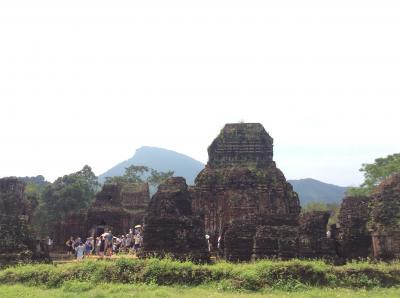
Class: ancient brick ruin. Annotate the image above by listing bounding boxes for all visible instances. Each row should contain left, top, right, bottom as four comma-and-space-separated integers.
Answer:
54, 182, 150, 247
253, 215, 299, 259
55, 212, 88, 249
0, 178, 33, 253
369, 173, 400, 259
0, 177, 46, 265
190, 123, 400, 261
299, 211, 336, 259
337, 196, 372, 259
87, 182, 150, 237
3, 122, 397, 263
142, 177, 209, 261
223, 219, 257, 261
192, 123, 301, 261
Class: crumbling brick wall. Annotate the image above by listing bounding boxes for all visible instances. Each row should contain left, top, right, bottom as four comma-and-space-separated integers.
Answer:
142, 177, 209, 262
369, 174, 400, 259
338, 196, 372, 259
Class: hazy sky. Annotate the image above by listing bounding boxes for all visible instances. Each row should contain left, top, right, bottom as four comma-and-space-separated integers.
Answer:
1, 1, 399, 186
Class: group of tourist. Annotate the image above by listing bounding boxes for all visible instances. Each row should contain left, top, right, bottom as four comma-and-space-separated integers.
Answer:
65, 228, 143, 260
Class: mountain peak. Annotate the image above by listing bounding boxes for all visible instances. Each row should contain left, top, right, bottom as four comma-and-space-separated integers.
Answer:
99, 146, 204, 185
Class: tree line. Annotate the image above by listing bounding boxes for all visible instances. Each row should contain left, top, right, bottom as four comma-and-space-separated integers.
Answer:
25, 165, 173, 237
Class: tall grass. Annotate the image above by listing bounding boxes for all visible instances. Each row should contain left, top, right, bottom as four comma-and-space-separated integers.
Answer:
0, 258, 399, 291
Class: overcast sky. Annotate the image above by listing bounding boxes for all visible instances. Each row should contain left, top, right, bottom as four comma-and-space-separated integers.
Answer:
1, 1, 399, 186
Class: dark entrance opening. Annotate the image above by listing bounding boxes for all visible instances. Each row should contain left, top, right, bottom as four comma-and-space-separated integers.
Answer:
96, 227, 105, 237
95, 220, 107, 237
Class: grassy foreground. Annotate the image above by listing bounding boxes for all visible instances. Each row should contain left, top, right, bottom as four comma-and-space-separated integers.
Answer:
1, 283, 400, 298
0, 257, 399, 296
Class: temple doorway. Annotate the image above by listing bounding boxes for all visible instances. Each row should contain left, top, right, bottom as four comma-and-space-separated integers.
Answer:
91, 220, 108, 238
96, 226, 105, 237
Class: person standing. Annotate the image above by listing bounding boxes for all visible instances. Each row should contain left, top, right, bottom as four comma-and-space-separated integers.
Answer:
105, 230, 113, 257
133, 233, 142, 252
91, 237, 96, 255
125, 234, 132, 253
95, 237, 100, 255
66, 237, 74, 255
72, 237, 80, 257
99, 236, 105, 258
85, 239, 92, 257
75, 241, 85, 261
47, 236, 53, 252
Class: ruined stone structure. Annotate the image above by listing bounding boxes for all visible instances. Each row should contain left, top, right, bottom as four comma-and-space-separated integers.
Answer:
53, 182, 150, 248
87, 182, 150, 237
299, 211, 336, 258
337, 196, 372, 259
0, 178, 38, 224
369, 174, 400, 259
192, 123, 301, 261
223, 219, 257, 261
253, 215, 300, 260
0, 178, 33, 253
54, 212, 88, 249
0, 177, 45, 265
142, 177, 209, 261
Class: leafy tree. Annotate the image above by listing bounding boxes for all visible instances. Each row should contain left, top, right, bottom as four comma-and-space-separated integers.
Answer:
347, 153, 400, 196
41, 165, 99, 231
302, 202, 340, 226
25, 182, 43, 199
302, 202, 329, 213
75, 165, 100, 192
19, 175, 49, 187
125, 165, 150, 182
105, 165, 149, 184
105, 165, 173, 188
147, 169, 174, 188
104, 176, 127, 184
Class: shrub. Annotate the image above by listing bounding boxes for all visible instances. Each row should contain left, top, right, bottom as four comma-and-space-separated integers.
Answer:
0, 258, 399, 291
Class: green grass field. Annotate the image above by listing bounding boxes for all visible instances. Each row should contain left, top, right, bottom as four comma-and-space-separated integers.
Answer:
1, 258, 399, 297
1, 283, 400, 298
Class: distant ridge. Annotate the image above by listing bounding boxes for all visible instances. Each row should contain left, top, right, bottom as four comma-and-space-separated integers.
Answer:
288, 178, 348, 205
98, 146, 204, 185
100, 147, 348, 205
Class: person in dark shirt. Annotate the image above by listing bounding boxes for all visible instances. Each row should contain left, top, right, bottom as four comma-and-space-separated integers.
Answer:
65, 236, 74, 255
99, 236, 105, 258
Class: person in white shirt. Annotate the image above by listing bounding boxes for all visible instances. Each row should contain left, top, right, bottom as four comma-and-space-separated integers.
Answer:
75, 242, 85, 261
